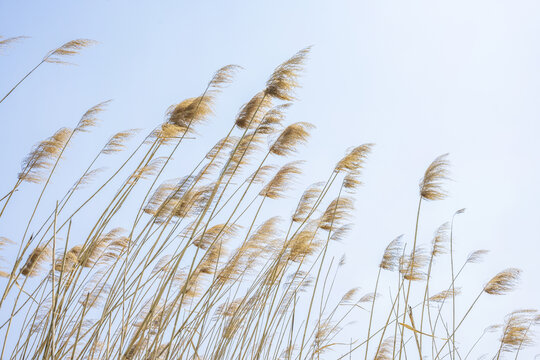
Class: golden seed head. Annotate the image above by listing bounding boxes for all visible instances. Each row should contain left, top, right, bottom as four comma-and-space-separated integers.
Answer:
44, 38, 97, 64
335, 143, 373, 173
260, 161, 303, 199
270, 122, 314, 156
235, 92, 273, 129
380, 235, 403, 271
419, 153, 450, 201
20, 246, 51, 277
19, 127, 72, 183
209, 64, 242, 89
484, 268, 521, 295
101, 129, 139, 154
292, 181, 325, 223
319, 196, 354, 231
431, 222, 450, 257
264, 47, 311, 101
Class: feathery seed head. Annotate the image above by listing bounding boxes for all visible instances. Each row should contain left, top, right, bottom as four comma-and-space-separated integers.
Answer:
21, 246, 51, 277
484, 268, 521, 295
209, 64, 242, 89
431, 222, 450, 257
380, 235, 404, 271
19, 127, 72, 183
419, 153, 450, 201
260, 161, 303, 199
292, 181, 325, 223
44, 38, 97, 64
235, 92, 273, 129
430, 288, 461, 302
319, 196, 354, 231
0, 36, 28, 53
75, 100, 111, 133
270, 122, 314, 156
167, 95, 214, 128
335, 143, 373, 173
467, 249, 490, 264
101, 129, 138, 154
264, 47, 311, 101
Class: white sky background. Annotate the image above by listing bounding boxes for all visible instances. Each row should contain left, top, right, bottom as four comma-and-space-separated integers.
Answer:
1, 0, 539, 358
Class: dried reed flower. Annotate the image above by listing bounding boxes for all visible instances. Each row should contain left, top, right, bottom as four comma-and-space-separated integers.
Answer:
225, 131, 264, 176
498, 309, 538, 353
54, 245, 82, 272
292, 181, 324, 222
330, 223, 352, 242
359, 292, 379, 303
0, 36, 28, 52
343, 171, 362, 192
75, 100, 111, 132
400, 247, 429, 281
260, 161, 303, 199
466, 249, 490, 264
335, 144, 373, 173
319, 196, 354, 231
340, 287, 360, 304
144, 180, 179, 216
19, 127, 72, 183
265, 47, 310, 101
167, 95, 214, 128
20, 246, 51, 277
130, 157, 166, 183
154, 122, 187, 145
209, 64, 242, 89
79, 228, 127, 267
419, 153, 450, 201
379, 235, 403, 271
374, 337, 394, 360
44, 38, 97, 64
431, 222, 449, 257
235, 92, 273, 129
247, 164, 278, 185
287, 222, 320, 262
101, 129, 139, 154
206, 136, 238, 160
217, 298, 244, 319
484, 268, 521, 295
193, 224, 239, 250
429, 288, 461, 302
258, 103, 291, 134
270, 122, 314, 156
173, 184, 214, 219
73, 167, 106, 190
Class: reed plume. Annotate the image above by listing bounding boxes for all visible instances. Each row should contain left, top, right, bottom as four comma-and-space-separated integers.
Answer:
484, 268, 521, 295
18, 127, 72, 183
270, 122, 314, 156
264, 47, 311, 101
0, 35, 27, 52
419, 153, 450, 201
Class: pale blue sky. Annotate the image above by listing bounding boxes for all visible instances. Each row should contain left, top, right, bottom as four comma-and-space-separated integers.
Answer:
1, 0, 540, 357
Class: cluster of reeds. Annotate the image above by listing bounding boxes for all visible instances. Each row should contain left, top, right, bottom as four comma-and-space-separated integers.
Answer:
0, 37, 537, 359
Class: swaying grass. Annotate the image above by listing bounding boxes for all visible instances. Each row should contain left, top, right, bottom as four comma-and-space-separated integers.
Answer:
0, 38, 538, 360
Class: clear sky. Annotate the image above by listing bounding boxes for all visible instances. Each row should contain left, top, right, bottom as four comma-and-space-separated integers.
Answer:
1, 0, 540, 357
